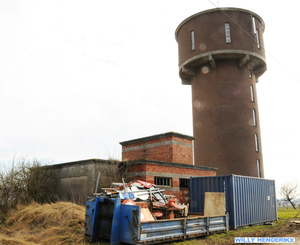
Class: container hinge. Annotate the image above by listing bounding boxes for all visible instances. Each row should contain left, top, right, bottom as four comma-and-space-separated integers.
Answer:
183, 219, 187, 240
206, 217, 210, 236
126, 216, 137, 241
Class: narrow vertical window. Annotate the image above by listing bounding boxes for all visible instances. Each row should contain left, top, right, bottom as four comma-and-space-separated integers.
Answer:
250, 85, 255, 102
191, 30, 195, 51
256, 29, 261, 49
225, 23, 231, 43
253, 108, 257, 126
257, 159, 261, 177
255, 133, 259, 152
249, 69, 252, 78
251, 16, 256, 36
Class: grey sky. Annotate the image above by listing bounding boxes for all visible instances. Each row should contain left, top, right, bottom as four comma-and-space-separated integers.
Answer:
1, 0, 299, 196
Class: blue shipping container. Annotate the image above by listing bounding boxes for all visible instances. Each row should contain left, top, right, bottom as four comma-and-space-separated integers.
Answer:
190, 175, 278, 229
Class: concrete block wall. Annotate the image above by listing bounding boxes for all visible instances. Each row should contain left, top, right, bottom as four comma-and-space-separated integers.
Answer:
50, 159, 119, 204
120, 132, 194, 165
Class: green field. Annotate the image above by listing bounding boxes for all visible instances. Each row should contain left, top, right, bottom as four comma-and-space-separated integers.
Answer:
278, 206, 300, 219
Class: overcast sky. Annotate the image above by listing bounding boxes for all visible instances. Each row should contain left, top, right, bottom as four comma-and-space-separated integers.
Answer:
1, 0, 299, 196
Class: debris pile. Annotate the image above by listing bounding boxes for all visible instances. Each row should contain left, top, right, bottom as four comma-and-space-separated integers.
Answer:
95, 180, 188, 221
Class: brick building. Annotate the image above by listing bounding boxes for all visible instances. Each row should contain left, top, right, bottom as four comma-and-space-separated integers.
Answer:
175, 8, 266, 177
119, 132, 217, 203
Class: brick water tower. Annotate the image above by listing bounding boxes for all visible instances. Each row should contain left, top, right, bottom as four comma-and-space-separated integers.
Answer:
175, 8, 266, 177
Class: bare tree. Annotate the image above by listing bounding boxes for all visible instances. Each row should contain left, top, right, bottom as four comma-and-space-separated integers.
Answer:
280, 182, 299, 209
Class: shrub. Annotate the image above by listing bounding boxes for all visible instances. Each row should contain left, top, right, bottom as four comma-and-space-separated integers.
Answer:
0, 157, 57, 222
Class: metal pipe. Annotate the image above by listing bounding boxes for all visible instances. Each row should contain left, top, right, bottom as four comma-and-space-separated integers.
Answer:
94, 172, 101, 194
122, 178, 127, 193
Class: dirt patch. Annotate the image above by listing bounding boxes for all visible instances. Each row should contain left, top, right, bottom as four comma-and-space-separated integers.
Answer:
254, 221, 300, 237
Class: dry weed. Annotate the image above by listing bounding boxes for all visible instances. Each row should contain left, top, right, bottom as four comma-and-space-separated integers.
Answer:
0, 202, 88, 245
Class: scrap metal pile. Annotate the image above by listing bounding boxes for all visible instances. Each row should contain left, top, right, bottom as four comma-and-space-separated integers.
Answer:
98, 180, 188, 221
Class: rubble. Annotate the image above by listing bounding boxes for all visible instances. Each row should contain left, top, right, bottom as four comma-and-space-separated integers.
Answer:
96, 180, 188, 220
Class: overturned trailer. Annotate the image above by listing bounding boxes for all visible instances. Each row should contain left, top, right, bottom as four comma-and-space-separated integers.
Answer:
85, 196, 229, 244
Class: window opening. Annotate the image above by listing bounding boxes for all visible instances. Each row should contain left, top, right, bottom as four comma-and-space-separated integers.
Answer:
251, 15, 256, 36
250, 85, 255, 102
225, 23, 231, 43
180, 179, 190, 188
256, 29, 261, 49
155, 177, 172, 187
191, 30, 195, 51
257, 159, 261, 177
253, 108, 257, 126
249, 69, 252, 78
255, 133, 259, 152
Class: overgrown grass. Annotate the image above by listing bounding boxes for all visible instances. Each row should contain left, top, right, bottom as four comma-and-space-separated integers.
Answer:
1, 201, 299, 244
0, 157, 57, 222
0, 202, 88, 245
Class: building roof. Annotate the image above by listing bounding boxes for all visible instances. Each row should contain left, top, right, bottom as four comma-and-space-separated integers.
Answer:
50, 158, 115, 168
120, 132, 194, 146
175, 7, 265, 41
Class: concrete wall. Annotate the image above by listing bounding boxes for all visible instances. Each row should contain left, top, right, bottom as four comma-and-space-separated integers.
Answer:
50, 159, 119, 204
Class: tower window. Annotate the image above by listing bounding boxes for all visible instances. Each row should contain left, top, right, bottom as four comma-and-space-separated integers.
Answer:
251, 16, 256, 36
250, 85, 255, 102
225, 23, 231, 43
249, 70, 252, 78
255, 133, 259, 152
155, 177, 172, 187
191, 30, 195, 51
257, 159, 261, 177
253, 108, 257, 126
256, 29, 261, 49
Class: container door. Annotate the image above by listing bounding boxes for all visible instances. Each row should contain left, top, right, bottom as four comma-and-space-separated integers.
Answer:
119, 205, 141, 244
90, 197, 121, 244
85, 200, 96, 236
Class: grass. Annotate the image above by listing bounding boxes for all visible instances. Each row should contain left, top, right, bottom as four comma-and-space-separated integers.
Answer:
168, 207, 300, 245
1, 205, 299, 245
203, 221, 283, 245
277, 206, 300, 219
167, 220, 294, 245
0, 202, 89, 245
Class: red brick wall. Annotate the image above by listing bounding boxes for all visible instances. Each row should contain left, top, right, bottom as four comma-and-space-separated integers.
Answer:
122, 135, 193, 165
126, 175, 154, 184
123, 162, 216, 204
124, 163, 216, 184
142, 164, 216, 177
